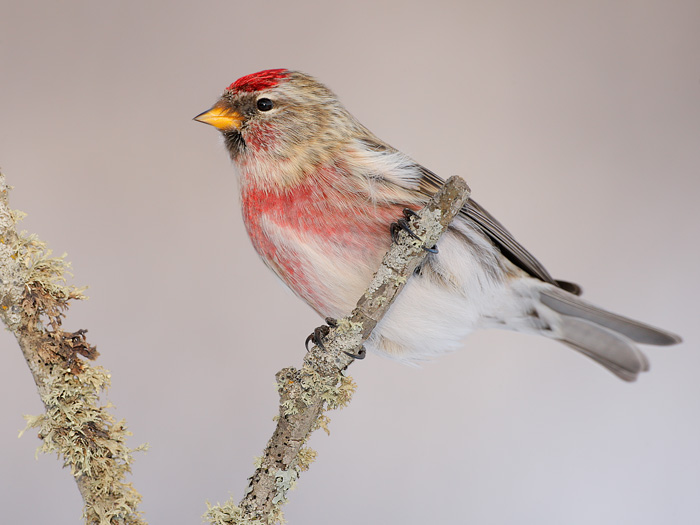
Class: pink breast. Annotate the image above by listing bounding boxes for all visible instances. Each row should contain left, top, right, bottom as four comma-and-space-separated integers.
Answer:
240, 173, 405, 314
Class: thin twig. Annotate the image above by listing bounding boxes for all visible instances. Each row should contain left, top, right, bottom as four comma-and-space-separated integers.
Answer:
205, 176, 471, 524
0, 172, 146, 525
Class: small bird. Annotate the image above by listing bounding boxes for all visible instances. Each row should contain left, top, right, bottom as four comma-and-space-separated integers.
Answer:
195, 69, 680, 381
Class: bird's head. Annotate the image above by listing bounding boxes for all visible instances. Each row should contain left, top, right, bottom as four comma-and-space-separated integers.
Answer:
194, 69, 360, 172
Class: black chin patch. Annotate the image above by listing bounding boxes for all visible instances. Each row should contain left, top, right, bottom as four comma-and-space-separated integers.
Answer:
223, 131, 246, 157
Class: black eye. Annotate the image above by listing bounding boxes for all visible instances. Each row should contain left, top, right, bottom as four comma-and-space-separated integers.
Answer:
256, 98, 274, 111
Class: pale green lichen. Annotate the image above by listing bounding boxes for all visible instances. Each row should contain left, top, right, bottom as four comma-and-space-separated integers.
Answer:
204, 499, 265, 525
21, 365, 147, 525
325, 373, 357, 411
1, 174, 145, 524
324, 317, 363, 358
280, 398, 299, 416
366, 265, 393, 294
311, 374, 357, 435
272, 467, 299, 505
204, 498, 286, 525
416, 208, 444, 249
0, 194, 29, 330
3, 217, 93, 367
296, 446, 317, 471
314, 414, 332, 436
259, 365, 355, 523
278, 365, 357, 418
292, 369, 356, 414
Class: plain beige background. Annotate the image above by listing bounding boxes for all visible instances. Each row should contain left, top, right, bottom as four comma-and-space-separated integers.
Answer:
1, 1, 699, 524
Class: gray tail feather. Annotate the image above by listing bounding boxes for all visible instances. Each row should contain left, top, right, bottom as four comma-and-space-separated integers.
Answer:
541, 287, 682, 346
558, 316, 650, 381
539, 287, 681, 381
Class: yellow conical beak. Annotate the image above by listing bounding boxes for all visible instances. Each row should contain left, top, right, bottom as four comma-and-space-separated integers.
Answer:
193, 106, 243, 131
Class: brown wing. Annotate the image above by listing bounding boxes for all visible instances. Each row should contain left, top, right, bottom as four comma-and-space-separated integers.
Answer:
418, 166, 582, 295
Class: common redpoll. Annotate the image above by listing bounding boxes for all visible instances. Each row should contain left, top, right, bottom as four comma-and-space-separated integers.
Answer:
195, 69, 680, 381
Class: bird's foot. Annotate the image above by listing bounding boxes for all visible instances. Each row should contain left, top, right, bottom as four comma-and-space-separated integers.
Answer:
390, 209, 421, 242
305, 324, 330, 352
390, 208, 439, 254
305, 317, 366, 360
304, 318, 341, 351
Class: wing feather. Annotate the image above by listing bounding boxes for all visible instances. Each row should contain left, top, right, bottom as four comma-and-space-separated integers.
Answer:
417, 166, 579, 291
352, 137, 579, 293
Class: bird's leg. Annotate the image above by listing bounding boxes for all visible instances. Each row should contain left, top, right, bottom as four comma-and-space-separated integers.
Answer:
390, 208, 439, 254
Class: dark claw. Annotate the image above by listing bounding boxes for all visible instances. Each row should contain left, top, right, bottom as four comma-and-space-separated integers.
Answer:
403, 208, 420, 220
390, 222, 400, 243
398, 218, 421, 240
391, 209, 439, 253
324, 317, 338, 327
390, 217, 421, 243
343, 346, 367, 360
305, 324, 330, 351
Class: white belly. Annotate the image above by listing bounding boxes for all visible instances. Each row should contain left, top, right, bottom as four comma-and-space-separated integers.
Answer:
365, 222, 524, 362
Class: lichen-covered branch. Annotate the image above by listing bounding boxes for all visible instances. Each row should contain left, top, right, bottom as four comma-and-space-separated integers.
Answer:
0, 172, 146, 525
205, 176, 471, 525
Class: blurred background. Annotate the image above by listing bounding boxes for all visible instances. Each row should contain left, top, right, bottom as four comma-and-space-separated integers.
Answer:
1, 1, 698, 524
